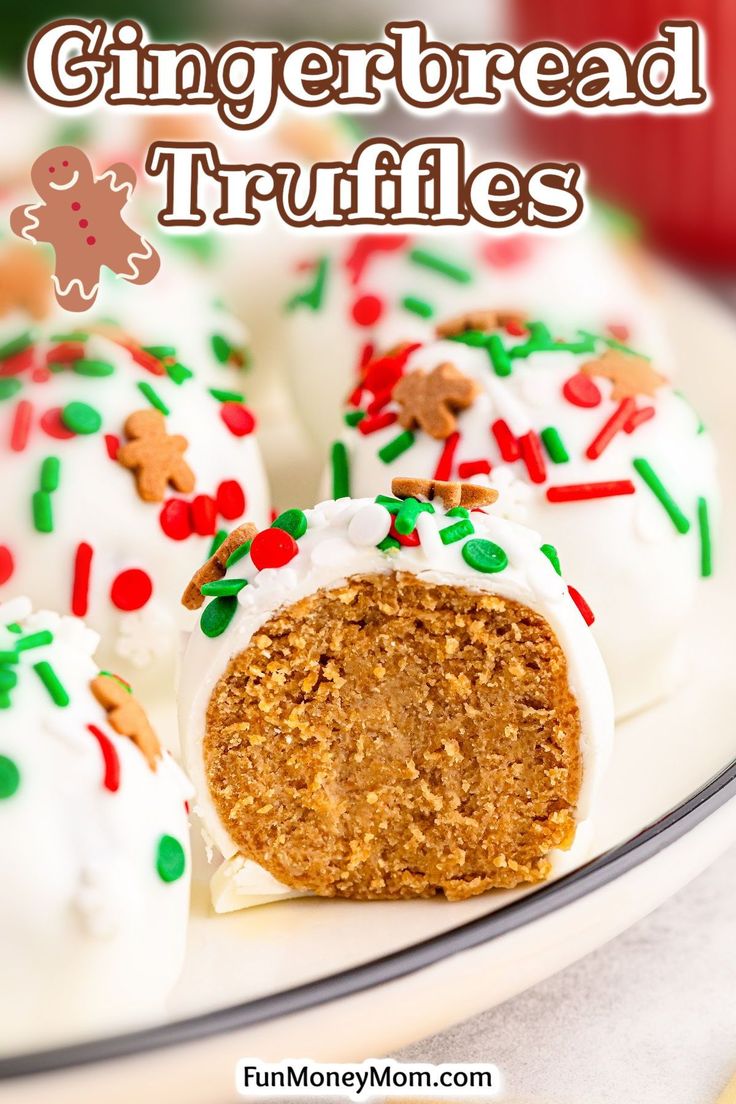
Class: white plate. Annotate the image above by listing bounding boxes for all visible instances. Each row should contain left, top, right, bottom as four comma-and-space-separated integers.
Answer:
2, 266, 735, 1104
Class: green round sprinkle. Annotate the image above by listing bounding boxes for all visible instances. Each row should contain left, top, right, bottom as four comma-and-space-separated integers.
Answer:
72, 358, 115, 378
208, 529, 228, 557
0, 379, 22, 402
32, 490, 53, 533
0, 669, 18, 693
462, 538, 508, 574
155, 834, 186, 883
0, 755, 20, 799
226, 541, 251, 568
61, 402, 102, 435
272, 508, 307, 539
200, 595, 238, 638
211, 333, 232, 363
200, 578, 248, 597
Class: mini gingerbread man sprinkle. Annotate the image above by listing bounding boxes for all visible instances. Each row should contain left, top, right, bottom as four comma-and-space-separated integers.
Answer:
581, 348, 667, 401
436, 309, 527, 339
182, 523, 257, 610
0, 243, 53, 321
10, 146, 160, 312
90, 674, 161, 770
392, 478, 499, 510
118, 409, 195, 503
392, 362, 479, 440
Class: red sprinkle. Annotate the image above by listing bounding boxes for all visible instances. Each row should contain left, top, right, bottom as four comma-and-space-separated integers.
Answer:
46, 341, 85, 365
358, 411, 398, 436
221, 403, 256, 437
624, 406, 656, 433
110, 568, 153, 611
191, 494, 217, 536
563, 373, 602, 409
433, 430, 460, 481
216, 479, 246, 520
351, 294, 384, 328
547, 480, 636, 503
389, 518, 420, 547
71, 542, 93, 617
585, 397, 637, 461
10, 400, 33, 452
0, 348, 35, 377
0, 545, 14, 586
606, 323, 630, 342
504, 320, 527, 337
518, 430, 547, 484
104, 433, 120, 460
160, 499, 192, 541
31, 368, 51, 384
87, 724, 121, 793
568, 585, 595, 626
491, 419, 520, 462
250, 528, 298, 571
480, 236, 533, 269
128, 345, 165, 376
344, 234, 409, 285
458, 459, 492, 478
40, 407, 76, 440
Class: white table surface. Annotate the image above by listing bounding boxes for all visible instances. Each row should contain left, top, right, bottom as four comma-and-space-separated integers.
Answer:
395, 846, 736, 1104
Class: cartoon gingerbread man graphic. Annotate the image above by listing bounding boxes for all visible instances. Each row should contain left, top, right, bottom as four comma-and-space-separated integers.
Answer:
10, 146, 160, 312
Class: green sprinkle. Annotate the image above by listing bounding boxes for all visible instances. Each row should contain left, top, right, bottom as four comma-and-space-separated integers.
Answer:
408, 249, 472, 284
166, 361, 193, 385
0, 653, 18, 667
632, 458, 690, 534
0, 379, 23, 402
200, 595, 238, 638
40, 456, 61, 493
211, 333, 233, 364
208, 530, 228, 557
394, 497, 430, 536
209, 387, 245, 404
0, 331, 33, 361
446, 506, 470, 519
155, 834, 186, 883
0, 668, 18, 692
200, 578, 248, 597
6, 624, 22, 634
226, 541, 252, 568
330, 441, 351, 498
16, 630, 53, 653
72, 358, 115, 378
375, 495, 403, 513
697, 497, 713, 578
32, 490, 53, 533
272, 508, 308, 540
540, 427, 570, 464
487, 334, 512, 377
50, 331, 89, 343
553, 333, 597, 355
462, 538, 508, 574
378, 430, 415, 464
137, 381, 170, 415
33, 661, 69, 706
510, 321, 553, 359
377, 535, 401, 552
0, 756, 20, 799
61, 401, 102, 435
344, 410, 366, 427
402, 295, 434, 319
540, 544, 562, 576
448, 329, 490, 348
98, 670, 131, 693
440, 519, 475, 545
142, 345, 176, 360
286, 257, 329, 312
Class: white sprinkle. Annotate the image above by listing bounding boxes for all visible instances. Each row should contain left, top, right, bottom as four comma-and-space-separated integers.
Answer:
416, 512, 442, 558
348, 503, 392, 547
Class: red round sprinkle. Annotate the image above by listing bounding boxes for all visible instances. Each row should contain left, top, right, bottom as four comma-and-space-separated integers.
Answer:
220, 403, 256, 437
563, 373, 601, 408
159, 499, 193, 541
0, 546, 14, 586
31, 367, 51, 383
79, 219, 89, 229
110, 568, 153, 611
71, 201, 80, 211
250, 528, 298, 571
191, 494, 217, 536
86, 236, 96, 246
351, 293, 384, 327
216, 479, 246, 520
40, 407, 76, 439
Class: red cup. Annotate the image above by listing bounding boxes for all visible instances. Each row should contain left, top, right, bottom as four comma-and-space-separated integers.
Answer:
511, 1, 736, 269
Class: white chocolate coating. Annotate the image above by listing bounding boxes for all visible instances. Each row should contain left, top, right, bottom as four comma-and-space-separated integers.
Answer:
0, 598, 192, 1052
178, 497, 614, 912
327, 330, 718, 718
0, 315, 269, 696
282, 222, 671, 449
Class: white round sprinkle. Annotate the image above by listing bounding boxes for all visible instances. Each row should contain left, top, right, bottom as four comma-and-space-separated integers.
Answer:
348, 503, 392, 547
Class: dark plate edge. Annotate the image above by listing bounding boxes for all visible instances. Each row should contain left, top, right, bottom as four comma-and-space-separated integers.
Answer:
4, 756, 736, 1081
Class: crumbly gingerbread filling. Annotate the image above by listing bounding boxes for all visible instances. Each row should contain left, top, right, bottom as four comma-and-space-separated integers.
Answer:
204, 572, 582, 901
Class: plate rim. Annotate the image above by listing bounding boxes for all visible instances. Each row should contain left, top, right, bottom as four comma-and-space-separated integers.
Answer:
4, 755, 736, 1082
